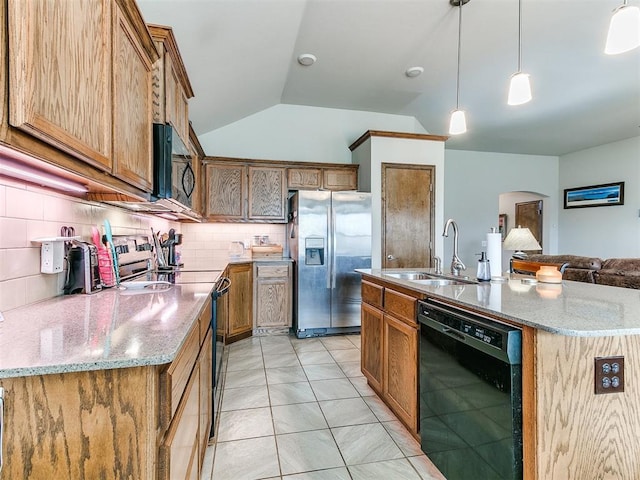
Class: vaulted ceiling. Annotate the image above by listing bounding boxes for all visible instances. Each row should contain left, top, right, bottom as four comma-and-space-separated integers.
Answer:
138, 0, 640, 156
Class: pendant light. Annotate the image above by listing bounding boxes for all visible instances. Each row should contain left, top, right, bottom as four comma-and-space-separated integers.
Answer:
449, 0, 468, 135
507, 0, 532, 105
605, 0, 640, 55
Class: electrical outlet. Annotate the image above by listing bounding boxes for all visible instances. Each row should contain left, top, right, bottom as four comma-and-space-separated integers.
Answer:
40, 241, 64, 274
595, 356, 624, 395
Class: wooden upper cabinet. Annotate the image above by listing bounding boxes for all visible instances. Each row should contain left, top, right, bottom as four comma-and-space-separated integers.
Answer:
287, 165, 358, 191
248, 166, 287, 221
288, 168, 322, 190
8, 0, 113, 170
148, 24, 193, 148
112, 4, 154, 191
204, 162, 246, 220
6, 0, 159, 196
323, 167, 358, 190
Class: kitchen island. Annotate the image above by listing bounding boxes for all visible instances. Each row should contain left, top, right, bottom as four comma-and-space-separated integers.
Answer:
358, 268, 640, 480
0, 282, 215, 479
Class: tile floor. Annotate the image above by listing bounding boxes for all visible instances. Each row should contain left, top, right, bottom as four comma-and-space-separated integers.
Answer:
200, 333, 446, 480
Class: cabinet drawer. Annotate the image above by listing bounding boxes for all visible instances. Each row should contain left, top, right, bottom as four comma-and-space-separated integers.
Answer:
383, 289, 417, 325
199, 298, 212, 345
161, 325, 200, 426
256, 264, 289, 278
362, 280, 384, 309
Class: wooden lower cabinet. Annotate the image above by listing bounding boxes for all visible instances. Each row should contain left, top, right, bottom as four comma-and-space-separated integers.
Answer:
198, 329, 213, 466
0, 367, 157, 479
361, 302, 384, 393
159, 362, 200, 480
360, 277, 420, 435
226, 262, 253, 343
253, 261, 292, 329
0, 298, 213, 480
383, 313, 418, 432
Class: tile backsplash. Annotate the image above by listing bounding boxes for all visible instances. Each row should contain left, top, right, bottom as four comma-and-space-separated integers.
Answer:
180, 222, 287, 271
0, 177, 178, 311
0, 177, 288, 311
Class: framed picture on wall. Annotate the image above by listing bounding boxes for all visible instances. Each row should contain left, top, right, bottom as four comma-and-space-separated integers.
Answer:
498, 214, 507, 240
564, 182, 624, 209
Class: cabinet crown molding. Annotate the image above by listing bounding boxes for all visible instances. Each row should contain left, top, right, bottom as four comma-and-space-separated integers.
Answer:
349, 130, 449, 151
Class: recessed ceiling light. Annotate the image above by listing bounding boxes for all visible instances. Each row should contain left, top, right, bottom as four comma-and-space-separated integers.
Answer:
405, 66, 424, 78
297, 54, 317, 66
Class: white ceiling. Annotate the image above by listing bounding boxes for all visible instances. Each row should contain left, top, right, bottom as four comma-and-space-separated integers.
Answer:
137, 0, 640, 156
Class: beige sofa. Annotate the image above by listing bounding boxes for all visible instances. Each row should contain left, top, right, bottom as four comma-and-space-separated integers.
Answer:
527, 254, 640, 289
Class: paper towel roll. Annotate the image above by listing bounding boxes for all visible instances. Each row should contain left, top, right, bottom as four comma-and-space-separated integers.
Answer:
486, 232, 503, 277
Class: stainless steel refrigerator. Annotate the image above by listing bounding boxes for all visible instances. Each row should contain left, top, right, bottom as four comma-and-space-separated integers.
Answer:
288, 190, 372, 338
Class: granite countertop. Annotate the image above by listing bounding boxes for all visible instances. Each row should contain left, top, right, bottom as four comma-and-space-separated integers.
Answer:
227, 256, 293, 264
0, 282, 214, 379
358, 268, 640, 337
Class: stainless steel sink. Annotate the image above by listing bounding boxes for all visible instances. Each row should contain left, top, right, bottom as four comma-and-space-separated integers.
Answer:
383, 272, 432, 280
383, 271, 477, 285
411, 278, 467, 286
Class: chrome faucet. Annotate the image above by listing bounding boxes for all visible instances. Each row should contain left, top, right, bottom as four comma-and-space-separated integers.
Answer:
442, 219, 466, 276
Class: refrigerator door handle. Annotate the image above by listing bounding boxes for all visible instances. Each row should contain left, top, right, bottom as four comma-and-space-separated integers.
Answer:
331, 207, 337, 289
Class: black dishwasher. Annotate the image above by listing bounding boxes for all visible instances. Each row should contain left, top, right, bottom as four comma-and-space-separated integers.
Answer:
418, 298, 523, 480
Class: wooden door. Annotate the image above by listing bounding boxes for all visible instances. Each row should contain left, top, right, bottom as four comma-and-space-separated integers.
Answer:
515, 200, 543, 252
254, 263, 291, 328
322, 167, 358, 190
112, 5, 154, 192
8, 0, 112, 170
198, 329, 212, 468
227, 263, 253, 342
383, 314, 419, 433
361, 302, 384, 394
159, 362, 200, 480
205, 163, 246, 220
288, 168, 322, 190
248, 166, 287, 222
382, 163, 435, 268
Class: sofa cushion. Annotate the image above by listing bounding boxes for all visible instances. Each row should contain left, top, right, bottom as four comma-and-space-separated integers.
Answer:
527, 254, 602, 270
563, 268, 596, 284
600, 258, 640, 272
595, 258, 640, 289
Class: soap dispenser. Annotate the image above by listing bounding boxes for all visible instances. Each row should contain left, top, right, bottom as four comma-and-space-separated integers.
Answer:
476, 252, 491, 282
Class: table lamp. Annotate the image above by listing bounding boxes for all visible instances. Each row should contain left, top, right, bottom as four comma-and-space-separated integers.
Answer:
503, 226, 541, 259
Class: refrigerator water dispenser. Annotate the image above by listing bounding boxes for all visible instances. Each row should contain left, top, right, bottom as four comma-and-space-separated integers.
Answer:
305, 237, 325, 265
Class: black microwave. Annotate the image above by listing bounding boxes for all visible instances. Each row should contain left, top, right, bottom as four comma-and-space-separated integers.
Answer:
153, 123, 195, 209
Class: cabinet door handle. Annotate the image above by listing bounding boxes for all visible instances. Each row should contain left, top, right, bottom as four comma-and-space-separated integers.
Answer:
0, 386, 4, 474
387, 254, 396, 260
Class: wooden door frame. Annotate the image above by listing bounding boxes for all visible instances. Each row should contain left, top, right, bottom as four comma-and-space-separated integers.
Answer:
381, 162, 435, 268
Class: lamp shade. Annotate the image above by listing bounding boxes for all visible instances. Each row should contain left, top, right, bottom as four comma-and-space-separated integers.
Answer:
449, 109, 467, 135
605, 4, 640, 55
507, 72, 532, 105
503, 226, 541, 252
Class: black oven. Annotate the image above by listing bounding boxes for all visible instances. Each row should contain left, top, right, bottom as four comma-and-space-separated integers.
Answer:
418, 298, 523, 480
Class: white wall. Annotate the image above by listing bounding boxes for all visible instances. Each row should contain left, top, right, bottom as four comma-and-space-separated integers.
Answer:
352, 135, 446, 269
443, 150, 560, 274
198, 104, 426, 163
558, 136, 640, 258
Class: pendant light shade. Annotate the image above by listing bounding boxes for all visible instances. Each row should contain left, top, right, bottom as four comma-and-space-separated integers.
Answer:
605, 2, 640, 55
508, 72, 532, 105
449, 0, 468, 135
507, 0, 532, 106
449, 109, 467, 135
